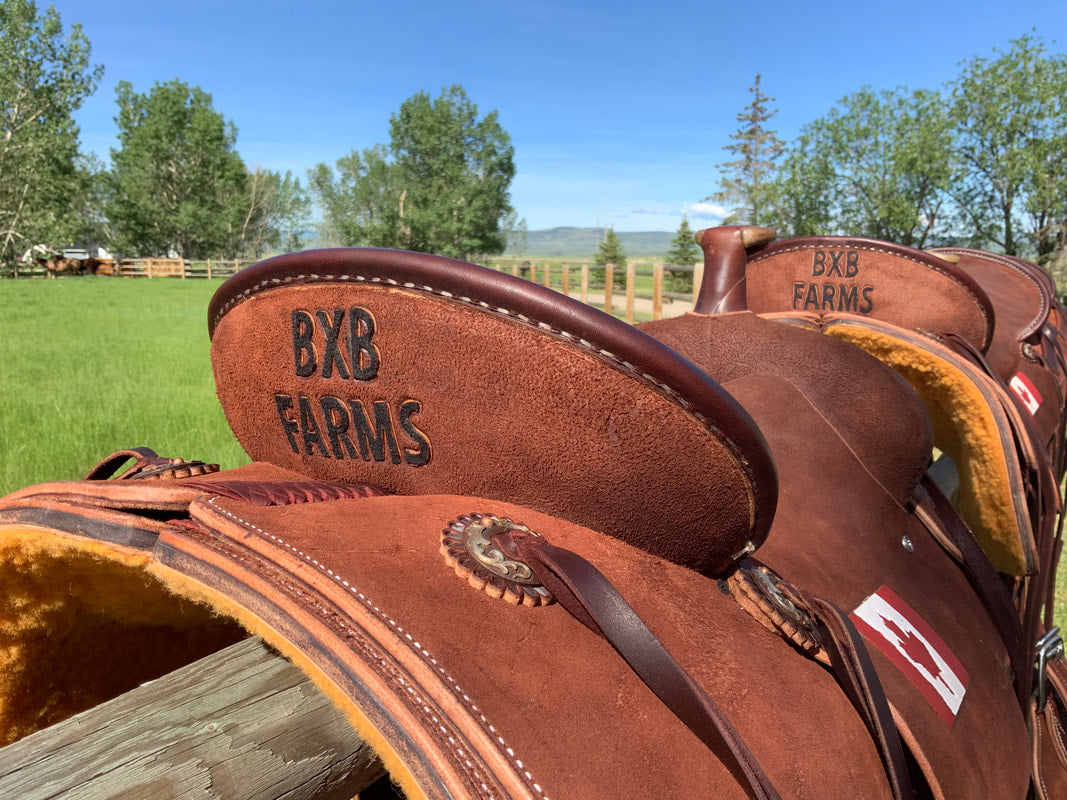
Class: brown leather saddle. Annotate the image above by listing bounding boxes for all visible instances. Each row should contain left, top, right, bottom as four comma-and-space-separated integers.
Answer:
0, 239, 1060, 798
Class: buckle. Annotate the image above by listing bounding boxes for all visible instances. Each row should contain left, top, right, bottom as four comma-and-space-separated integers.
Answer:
1035, 626, 1065, 712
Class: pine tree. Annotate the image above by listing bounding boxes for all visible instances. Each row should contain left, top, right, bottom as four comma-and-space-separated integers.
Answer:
708, 74, 785, 226
665, 215, 701, 292
593, 227, 627, 288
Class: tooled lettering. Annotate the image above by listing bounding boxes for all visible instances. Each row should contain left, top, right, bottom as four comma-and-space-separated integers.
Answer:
290, 307, 380, 381
790, 283, 875, 313
399, 400, 431, 466
291, 311, 317, 378
811, 250, 860, 278
273, 393, 432, 467
275, 394, 300, 453
317, 309, 351, 380
298, 396, 330, 458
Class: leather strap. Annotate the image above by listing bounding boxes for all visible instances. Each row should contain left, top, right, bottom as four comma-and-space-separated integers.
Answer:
85, 447, 219, 481
914, 474, 1029, 705
794, 590, 914, 800
493, 529, 783, 800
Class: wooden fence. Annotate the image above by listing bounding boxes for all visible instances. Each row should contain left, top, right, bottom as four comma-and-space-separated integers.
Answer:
1, 258, 252, 280
482, 260, 704, 322
2, 256, 703, 323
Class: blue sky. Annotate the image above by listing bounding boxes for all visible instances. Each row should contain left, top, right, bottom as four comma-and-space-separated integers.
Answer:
68, 0, 1067, 232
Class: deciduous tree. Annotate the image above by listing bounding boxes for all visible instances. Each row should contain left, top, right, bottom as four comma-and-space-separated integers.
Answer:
950, 34, 1067, 260
310, 85, 516, 261
107, 79, 248, 259
0, 0, 103, 267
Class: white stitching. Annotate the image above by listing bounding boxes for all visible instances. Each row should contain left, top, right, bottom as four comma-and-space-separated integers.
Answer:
210, 270, 760, 521
749, 242, 993, 330
205, 497, 550, 800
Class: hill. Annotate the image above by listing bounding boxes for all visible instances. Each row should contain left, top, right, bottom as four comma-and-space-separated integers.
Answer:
510, 227, 674, 259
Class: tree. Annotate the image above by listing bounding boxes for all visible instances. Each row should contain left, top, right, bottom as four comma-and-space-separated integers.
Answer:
593, 226, 627, 288
107, 79, 248, 259
0, 0, 103, 268
708, 75, 785, 226
310, 85, 516, 260
950, 34, 1067, 260
664, 215, 701, 292
235, 168, 311, 257
767, 86, 954, 247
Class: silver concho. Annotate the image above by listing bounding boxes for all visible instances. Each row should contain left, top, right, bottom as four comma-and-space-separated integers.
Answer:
441, 514, 553, 607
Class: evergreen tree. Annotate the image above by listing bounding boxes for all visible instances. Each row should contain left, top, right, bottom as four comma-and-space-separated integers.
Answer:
665, 215, 701, 293
593, 227, 627, 288
708, 74, 785, 226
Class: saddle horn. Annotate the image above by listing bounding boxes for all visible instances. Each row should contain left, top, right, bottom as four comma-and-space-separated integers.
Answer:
692, 225, 777, 314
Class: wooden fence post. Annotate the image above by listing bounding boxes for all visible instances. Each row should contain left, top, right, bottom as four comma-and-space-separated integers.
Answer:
581, 264, 589, 304
207, 259, 212, 279
693, 261, 704, 303
561, 263, 570, 296
625, 264, 636, 323
603, 264, 614, 314
182, 259, 188, 279
511, 262, 520, 278
653, 263, 663, 320
543, 263, 552, 289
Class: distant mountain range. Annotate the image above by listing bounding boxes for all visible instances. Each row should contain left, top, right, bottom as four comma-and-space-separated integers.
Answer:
509, 227, 674, 259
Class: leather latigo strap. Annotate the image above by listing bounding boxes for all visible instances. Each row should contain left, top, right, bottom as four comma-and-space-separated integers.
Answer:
492, 528, 782, 800
207, 248, 777, 577
163, 489, 899, 799
913, 474, 1029, 704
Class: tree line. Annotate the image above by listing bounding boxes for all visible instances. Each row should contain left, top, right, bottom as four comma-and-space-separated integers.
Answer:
3, 0, 1063, 272
710, 35, 1067, 265
0, 0, 517, 268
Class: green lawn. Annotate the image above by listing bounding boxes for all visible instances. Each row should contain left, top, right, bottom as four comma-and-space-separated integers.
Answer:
0, 275, 1064, 625
0, 277, 249, 493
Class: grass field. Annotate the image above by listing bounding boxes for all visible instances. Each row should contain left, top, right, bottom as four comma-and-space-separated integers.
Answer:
0, 278, 249, 493
0, 276, 1064, 625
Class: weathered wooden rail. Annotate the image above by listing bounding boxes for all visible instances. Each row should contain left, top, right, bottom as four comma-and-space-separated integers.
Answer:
0, 636, 393, 799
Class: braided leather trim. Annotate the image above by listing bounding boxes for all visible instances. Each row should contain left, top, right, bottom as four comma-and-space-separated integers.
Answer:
181, 480, 385, 506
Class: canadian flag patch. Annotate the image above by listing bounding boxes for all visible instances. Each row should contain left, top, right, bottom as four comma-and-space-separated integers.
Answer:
850, 586, 969, 726
1010, 372, 1043, 416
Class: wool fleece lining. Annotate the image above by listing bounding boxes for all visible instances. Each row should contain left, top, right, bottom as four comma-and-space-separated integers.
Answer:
0, 528, 245, 744
823, 321, 1035, 576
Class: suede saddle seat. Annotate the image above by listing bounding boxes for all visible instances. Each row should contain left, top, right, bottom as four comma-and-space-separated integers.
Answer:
641, 249, 1031, 796
0, 249, 937, 799
734, 232, 1054, 579
928, 246, 1067, 480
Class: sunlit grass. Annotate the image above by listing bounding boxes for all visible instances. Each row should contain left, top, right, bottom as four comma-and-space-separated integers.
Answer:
0, 277, 249, 494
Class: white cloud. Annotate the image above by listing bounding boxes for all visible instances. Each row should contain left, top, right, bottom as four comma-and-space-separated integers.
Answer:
683, 202, 729, 220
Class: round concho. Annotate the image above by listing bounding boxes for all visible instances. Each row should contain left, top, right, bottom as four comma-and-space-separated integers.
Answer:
441, 514, 554, 607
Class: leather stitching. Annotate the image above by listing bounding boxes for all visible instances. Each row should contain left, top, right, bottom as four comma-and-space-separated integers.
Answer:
204, 497, 551, 800
210, 271, 762, 533
749, 243, 994, 333
933, 247, 1049, 340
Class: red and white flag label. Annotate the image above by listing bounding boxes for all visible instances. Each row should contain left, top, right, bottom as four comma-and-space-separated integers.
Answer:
850, 586, 969, 727
1010, 372, 1043, 416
